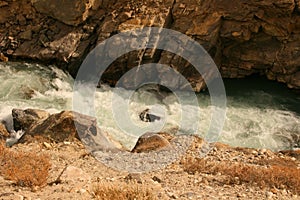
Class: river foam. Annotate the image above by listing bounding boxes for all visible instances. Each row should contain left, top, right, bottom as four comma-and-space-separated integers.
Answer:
0, 62, 299, 151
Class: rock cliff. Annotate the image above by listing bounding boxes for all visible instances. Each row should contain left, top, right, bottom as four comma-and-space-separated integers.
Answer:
0, 0, 299, 91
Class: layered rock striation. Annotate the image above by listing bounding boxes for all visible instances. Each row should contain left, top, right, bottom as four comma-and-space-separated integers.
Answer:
0, 0, 299, 91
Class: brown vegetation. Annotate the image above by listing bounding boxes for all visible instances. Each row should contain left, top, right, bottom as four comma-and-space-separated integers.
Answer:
0, 143, 51, 187
183, 157, 300, 194
94, 181, 157, 200
254, 157, 298, 168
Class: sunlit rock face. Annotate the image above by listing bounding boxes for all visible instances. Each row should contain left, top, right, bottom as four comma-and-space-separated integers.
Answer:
31, 0, 95, 26
0, 0, 300, 91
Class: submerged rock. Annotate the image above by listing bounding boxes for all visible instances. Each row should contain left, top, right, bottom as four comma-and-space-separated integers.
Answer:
139, 108, 161, 122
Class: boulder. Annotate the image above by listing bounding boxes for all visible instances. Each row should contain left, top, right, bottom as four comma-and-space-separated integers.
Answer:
132, 132, 171, 153
21, 110, 123, 151
12, 108, 50, 131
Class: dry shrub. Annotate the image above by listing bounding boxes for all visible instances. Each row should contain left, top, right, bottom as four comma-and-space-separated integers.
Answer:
0, 141, 5, 157
94, 181, 157, 200
0, 143, 51, 187
254, 157, 298, 168
183, 157, 300, 194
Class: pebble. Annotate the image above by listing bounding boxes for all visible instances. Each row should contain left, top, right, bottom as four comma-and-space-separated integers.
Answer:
43, 142, 52, 149
291, 157, 296, 161
167, 192, 178, 199
125, 173, 142, 183
237, 193, 246, 197
270, 188, 278, 194
152, 176, 162, 183
63, 141, 71, 145
281, 189, 287, 195
251, 150, 258, 154
266, 191, 273, 199
78, 189, 87, 194
259, 149, 267, 155
93, 135, 193, 173
31, 186, 39, 192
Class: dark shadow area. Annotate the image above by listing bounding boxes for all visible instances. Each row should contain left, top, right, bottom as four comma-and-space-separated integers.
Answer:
223, 74, 300, 115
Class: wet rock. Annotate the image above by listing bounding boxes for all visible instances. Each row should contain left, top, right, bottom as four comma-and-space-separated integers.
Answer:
12, 108, 50, 131
5, 130, 25, 147
139, 109, 161, 122
132, 132, 171, 153
0, 53, 8, 62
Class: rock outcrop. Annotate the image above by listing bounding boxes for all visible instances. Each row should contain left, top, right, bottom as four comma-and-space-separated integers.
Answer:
31, 0, 97, 26
12, 108, 50, 131
11, 109, 122, 151
0, 0, 299, 90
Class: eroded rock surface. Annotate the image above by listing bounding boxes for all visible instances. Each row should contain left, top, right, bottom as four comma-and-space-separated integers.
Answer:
31, 0, 96, 26
11, 109, 122, 151
132, 132, 171, 153
12, 108, 50, 131
0, 0, 299, 90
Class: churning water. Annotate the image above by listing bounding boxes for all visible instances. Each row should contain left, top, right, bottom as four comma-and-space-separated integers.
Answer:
0, 62, 299, 151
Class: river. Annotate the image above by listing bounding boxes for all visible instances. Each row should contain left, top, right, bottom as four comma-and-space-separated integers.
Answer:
0, 62, 299, 151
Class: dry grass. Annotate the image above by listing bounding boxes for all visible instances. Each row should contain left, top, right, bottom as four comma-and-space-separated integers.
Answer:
0, 142, 51, 187
94, 181, 157, 200
253, 157, 298, 168
183, 157, 300, 194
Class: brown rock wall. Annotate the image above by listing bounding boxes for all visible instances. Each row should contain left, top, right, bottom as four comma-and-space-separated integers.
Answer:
0, 0, 299, 90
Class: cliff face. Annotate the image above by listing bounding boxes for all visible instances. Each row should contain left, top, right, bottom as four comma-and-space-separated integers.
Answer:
0, 0, 299, 91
